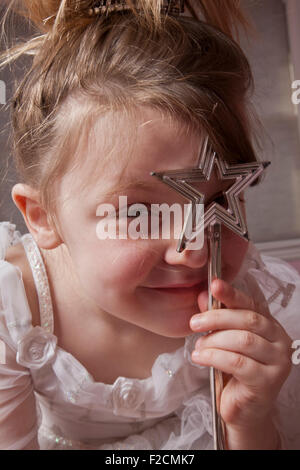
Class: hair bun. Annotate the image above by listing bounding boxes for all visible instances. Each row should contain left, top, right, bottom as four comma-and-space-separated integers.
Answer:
10, 1, 252, 40
12, 1, 184, 34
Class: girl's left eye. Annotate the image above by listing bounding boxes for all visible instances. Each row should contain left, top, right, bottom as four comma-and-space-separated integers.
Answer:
205, 193, 226, 207
118, 203, 151, 219
127, 209, 148, 219
214, 195, 226, 205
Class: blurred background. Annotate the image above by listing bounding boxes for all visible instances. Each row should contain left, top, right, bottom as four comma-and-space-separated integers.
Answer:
0, 0, 299, 271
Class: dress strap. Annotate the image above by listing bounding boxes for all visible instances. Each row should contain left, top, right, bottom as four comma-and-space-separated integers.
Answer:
20, 234, 54, 334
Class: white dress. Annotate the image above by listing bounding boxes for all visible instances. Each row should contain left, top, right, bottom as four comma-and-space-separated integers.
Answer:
0, 220, 300, 450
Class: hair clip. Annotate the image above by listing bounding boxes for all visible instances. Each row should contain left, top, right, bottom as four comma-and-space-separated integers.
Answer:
88, 0, 185, 17
42, 14, 56, 25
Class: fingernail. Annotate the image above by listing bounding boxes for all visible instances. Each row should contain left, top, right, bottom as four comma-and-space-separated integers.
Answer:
211, 278, 221, 290
190, 316, 206, 330
191, 350, 202, 361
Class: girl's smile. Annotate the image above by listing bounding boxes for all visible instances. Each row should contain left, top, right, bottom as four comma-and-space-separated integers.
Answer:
141, 279, 209, 299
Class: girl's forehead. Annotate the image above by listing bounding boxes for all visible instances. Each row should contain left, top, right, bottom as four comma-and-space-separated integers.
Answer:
65, 107, 203, 194
93, 132, 206, 198
59, 106, 227, 213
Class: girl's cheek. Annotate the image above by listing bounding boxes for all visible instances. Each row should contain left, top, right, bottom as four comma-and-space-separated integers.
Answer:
105, 242, 158, 286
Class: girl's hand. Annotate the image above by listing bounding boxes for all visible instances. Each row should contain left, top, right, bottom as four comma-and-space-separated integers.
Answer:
189, 279, 293, 432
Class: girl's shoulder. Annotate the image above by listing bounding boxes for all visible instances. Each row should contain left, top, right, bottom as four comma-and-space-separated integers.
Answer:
1, 227, 41, 329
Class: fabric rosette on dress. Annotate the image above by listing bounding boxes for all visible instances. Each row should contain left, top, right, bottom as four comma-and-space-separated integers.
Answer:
17, 326, 57, 370
111, 377, 146, 418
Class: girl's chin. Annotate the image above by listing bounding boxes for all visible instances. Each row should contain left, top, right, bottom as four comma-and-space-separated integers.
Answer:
142, 319, 196, 339
138, 298, 204, 338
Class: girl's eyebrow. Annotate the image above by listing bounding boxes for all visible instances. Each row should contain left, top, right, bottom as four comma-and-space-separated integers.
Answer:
96, 179, 237, 202
96, 180, 159, 201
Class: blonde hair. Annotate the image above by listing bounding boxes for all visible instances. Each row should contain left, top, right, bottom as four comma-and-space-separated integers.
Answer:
0, 0, 262, 230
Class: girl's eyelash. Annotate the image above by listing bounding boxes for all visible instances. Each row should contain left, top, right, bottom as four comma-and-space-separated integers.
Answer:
117, 203, 151, 219
119, 195, 246, 218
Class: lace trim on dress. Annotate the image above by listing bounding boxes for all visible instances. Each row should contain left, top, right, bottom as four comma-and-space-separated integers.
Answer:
21, 234, 54, 334
0, 222, 22, 260
232, 241, 296, 310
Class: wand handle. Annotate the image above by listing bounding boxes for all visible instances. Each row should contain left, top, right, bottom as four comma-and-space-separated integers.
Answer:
208, 223, 227, 450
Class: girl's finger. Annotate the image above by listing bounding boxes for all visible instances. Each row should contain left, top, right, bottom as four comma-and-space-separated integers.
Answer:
210, 278, 271, 318
197, 289, 209, 313
191, 348, 273, 388
190, 308, 286, 344
195, 329, 286, 366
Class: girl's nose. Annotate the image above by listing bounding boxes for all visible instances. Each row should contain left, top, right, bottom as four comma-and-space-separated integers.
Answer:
163, 233, 208, 269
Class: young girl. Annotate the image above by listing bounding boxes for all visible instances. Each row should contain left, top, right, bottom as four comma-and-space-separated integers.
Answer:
0, 0, 299, 450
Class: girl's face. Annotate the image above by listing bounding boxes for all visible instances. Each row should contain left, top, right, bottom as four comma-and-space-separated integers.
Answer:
54, 107, 248, 338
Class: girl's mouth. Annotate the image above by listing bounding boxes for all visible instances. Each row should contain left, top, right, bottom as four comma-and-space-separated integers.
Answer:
146, 280, 208, 295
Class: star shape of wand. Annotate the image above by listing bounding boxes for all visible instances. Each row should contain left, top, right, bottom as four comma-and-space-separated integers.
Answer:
151, 135, 270, 252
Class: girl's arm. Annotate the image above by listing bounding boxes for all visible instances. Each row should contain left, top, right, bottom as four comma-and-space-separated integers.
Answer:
0, 338, 39, 450
224, 416, 282, 450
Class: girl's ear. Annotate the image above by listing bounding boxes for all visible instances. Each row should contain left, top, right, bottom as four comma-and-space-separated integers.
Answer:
11, 183, 63, 249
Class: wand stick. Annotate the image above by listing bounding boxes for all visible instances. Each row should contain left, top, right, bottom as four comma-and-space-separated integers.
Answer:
208, 223, 226, 450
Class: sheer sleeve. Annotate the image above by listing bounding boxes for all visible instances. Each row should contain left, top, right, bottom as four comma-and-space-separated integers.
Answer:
0, 222, 40, 449
234, 247, 300, 450
262, 259, 300, 450
0, 328, 39, 450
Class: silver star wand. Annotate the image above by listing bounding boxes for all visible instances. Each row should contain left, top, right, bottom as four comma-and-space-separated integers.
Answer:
151, 136, 270, 450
